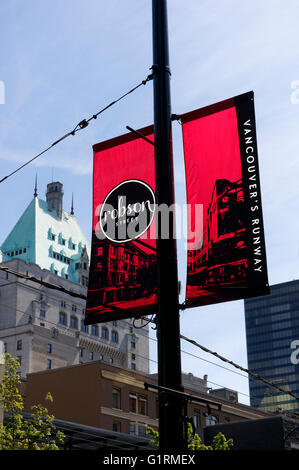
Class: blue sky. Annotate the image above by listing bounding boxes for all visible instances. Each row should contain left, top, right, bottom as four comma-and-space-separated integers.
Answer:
1, 0, 299, 405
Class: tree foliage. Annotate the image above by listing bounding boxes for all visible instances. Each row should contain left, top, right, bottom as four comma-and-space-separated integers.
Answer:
147, 424, 233, 451
0, 353, 65, 450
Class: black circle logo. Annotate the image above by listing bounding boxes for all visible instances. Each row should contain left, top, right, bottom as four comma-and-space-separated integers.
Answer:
99, 179, 155, 243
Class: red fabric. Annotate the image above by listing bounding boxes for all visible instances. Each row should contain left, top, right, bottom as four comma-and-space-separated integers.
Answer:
182, 105, 248, 307
183, 106, 242, 235
86, 126, 157, 324
93, 127, 156, 250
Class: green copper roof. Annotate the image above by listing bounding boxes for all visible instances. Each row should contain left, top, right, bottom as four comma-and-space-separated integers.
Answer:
0, 196, 90, 284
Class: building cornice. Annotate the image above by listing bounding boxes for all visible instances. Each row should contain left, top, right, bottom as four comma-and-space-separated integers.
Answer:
101, 370, 152, 390
100, 406, 158, 427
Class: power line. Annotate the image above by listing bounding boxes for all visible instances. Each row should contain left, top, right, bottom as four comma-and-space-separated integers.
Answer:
0, 72, 154, 184
0, 279, 252, 400
0, 297, 253, 402
180, 334, 299, 403
0, 265, 87, 300
0, 272, 255, 387
0, 295, 274, 406
1, 265, 298, 404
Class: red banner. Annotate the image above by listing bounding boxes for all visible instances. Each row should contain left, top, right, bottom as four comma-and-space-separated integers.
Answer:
182, 92, 269, 308
85, 126, 157, 324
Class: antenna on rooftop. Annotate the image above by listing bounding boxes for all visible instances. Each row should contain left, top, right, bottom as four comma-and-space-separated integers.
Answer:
71, 193, 74, 215
34, 174, 38, 198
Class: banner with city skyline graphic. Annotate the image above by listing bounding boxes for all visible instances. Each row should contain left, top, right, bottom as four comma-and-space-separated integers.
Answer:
85, 126, 157, 324
181, 91, 269, 309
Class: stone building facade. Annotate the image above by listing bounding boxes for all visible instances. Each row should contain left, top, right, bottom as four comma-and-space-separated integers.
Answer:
0, 181, 150, 377
0, 259, 149, 377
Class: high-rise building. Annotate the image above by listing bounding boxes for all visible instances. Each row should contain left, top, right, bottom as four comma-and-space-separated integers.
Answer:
244, 279, 299, 414
0, 181, 150, 377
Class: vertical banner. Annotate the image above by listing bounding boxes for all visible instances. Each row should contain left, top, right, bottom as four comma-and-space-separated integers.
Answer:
85, 126, 157, 324
182, 91, 269, 308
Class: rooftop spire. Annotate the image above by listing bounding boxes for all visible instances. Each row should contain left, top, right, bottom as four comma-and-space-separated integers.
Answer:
71, 193, 74, 215
34, 174, 38, 198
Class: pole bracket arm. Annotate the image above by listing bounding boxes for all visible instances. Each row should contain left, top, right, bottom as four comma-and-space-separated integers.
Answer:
126, 126, 155, 146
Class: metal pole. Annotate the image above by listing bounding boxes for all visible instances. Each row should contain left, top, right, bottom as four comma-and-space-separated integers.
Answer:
152, 0, 186, 451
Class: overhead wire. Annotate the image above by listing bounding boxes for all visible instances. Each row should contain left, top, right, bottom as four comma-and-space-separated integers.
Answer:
0, 72, 154, 184
0, 292, 252, 401
0, 63, 290, 413
1, 267, 298, 404
0, 296, 272, 405
180, 334, 299, 403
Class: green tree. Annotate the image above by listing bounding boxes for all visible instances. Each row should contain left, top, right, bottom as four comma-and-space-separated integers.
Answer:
0, 353, 65, 450
147, 424, 233, 451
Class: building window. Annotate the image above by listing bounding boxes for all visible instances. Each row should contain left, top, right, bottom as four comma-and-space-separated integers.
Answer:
204, 414, 218, 426
40, 309, 46, 318
81, 320, 88, 333
89, 351, 94, 361
59, 312, 67, 326
17, 356, 22, 366
193, 409, 201, 429
101, 327, 109, 340
131, 341, 136, 350
17, 340, 22, 351
112, 422, 121, 433
129, 424, 136, 436
111, 331, 118, 343
131, 362, 136, 371
112, 321, 117, 327
4, 343, 7, 353
39, 293, 44, 301
79, 348, 83, 358
70, 316, 78, 329
47, 359, 52, 370
61, 300, 66, 308
112, 388, 121, 409
138, 425, 146, 437
91, 325, 99, 336
129, 393, 137, 413
47, 344, 52, 354
109, 358, 113, 364
131, 354, 136, 361
138, 396, 147, 416
97, 247, 103, 256
48, 229, 56, 241
99, 354, 103, 361
72, 305, 77, 312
